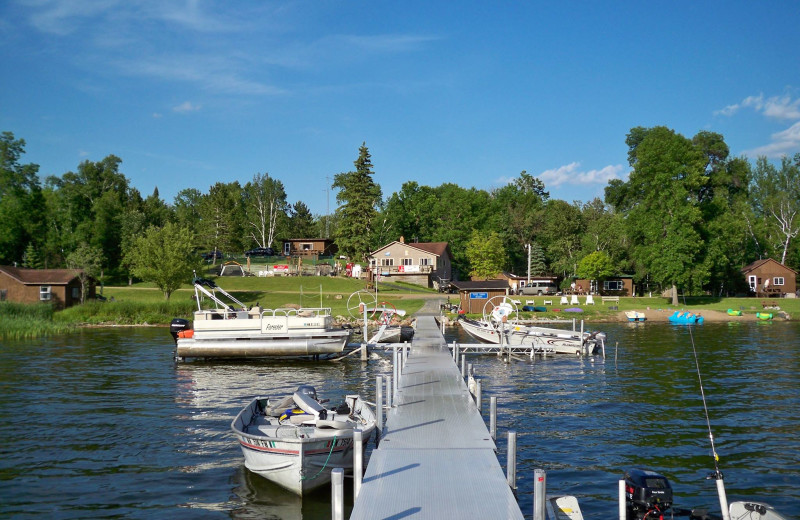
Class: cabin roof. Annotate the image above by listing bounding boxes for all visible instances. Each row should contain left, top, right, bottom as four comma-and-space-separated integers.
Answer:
0, 266, 84, 285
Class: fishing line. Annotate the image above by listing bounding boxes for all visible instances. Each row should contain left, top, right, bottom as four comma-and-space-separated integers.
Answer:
686, 325, 721, 473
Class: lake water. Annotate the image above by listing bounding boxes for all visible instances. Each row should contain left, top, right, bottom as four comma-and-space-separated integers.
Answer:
1, 322, 798, 519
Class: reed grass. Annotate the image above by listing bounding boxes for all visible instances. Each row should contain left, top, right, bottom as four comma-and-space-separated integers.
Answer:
0, 302, 77, 339
54, 299, 197, 325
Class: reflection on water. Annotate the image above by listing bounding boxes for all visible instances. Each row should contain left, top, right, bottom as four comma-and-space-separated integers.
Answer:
0, 323, 798, 519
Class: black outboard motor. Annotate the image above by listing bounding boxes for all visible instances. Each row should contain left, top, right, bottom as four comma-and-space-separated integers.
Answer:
625, 469, 673, 520
170, 318, 191, 343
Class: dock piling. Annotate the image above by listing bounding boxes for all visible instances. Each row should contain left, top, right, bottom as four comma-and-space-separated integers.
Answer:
533, 468, 546, 520
618, 479, 626, 520
490, 396, 497, 440
507, 431, 517, 490
353, 429, 363, 500
386, 374, 392, 408
376, 376, 383, 433
476, 379, 482, 413
332, 468, 344, 520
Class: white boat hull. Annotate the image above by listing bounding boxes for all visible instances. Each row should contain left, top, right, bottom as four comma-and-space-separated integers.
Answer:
458, 318, 603, 355
176, 330, 350, 359
231, 395, 376, 495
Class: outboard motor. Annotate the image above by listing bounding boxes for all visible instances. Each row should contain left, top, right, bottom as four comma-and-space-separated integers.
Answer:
293, 385, 327, 420
169, 318, 191, 343
625, 469, 673, 520
296, 385, 318, 401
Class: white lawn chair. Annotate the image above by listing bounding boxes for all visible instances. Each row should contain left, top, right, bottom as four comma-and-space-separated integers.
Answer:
570, 295, 579, 305
526, 300, 535, 306
543, 299, 553, 305
560, 296, 569, 305
585, 294, 595, 305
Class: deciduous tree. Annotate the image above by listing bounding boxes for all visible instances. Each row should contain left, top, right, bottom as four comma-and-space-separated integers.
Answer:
125, 222, 198, 299
466, 230, 507, 279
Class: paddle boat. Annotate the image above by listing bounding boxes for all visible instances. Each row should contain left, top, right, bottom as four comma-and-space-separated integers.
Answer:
756, 312, 773, 320
231, 385, 376, 495
668, 311, 704, 325
726, 308, 742, 316
625, 310, 646, 322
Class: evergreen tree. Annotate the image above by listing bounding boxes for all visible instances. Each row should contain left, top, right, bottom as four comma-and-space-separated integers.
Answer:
528, 241, 547, 276
290, 201, 316, 238
332, 143, 382, 261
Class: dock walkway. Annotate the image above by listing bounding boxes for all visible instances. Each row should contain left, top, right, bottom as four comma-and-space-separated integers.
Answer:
349, 315, 523, 519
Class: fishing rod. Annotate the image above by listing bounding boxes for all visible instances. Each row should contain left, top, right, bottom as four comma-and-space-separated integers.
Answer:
686, 325, 730, 520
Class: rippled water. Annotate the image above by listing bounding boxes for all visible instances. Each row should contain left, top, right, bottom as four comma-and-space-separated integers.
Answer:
0, 322, 798, 519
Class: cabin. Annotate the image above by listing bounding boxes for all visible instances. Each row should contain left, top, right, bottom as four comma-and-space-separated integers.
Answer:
741, 259, 797, 298
280, 238, 338, 258
573, 275, 634, 296
450, 280, 511, 314
368, 237, 453, 290
0, 266, 95, 309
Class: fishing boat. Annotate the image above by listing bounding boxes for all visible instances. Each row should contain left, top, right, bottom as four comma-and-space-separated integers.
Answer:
231, 385, 376, 495
668, 311, 704, 325
625, 310, 646, 322
457, 297, 606, 355
169, 277, 351, 360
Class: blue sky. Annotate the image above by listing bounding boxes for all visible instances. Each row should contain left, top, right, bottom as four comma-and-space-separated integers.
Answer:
2, 1, 799, 216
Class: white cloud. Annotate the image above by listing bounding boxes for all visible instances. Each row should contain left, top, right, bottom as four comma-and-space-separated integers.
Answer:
745, 121, 800, 158
716, 92, 800, 120
172, 101, 201, 113
536, 162, 624, 188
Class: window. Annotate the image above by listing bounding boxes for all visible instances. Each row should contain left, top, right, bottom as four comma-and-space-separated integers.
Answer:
302, 243, 313, 251
774, 277, 785, 286
402, 258, 413, 266
603, 280, 623, 291
0, 289, 6, 301
419, 258, 431, 266
381, 258, 394, 267
40, 286, 52, 301
72, 287, 80, 299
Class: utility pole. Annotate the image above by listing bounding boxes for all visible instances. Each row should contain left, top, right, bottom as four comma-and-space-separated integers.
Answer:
324, 175, 330, 238
526, 243, 531, 286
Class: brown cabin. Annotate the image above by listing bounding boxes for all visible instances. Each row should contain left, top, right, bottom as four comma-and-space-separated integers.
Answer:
450, 280, 510, 314
0, 266, 95, 309
741, 258, 797, 297
573, 276, 634, 296
281, 238, 338, 258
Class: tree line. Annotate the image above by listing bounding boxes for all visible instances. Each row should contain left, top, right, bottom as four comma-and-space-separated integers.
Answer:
1, 129, 798, 299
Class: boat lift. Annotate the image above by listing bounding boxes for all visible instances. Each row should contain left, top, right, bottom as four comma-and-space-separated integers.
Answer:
191, 276, 247, 314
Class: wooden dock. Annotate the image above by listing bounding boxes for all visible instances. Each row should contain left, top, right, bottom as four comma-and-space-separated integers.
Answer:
349, 315, 524, 519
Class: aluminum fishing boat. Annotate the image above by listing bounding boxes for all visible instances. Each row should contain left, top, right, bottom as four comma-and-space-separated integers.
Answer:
169, 278, 351, 360
458, 317, 604, 355
231, 385, 376, 495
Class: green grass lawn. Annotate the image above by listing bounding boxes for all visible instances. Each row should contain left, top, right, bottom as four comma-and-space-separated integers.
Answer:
99, 275, 429, 321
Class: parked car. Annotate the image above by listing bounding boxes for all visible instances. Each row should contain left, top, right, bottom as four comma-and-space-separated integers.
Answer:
519, 280, 558, 295
244, 247, 275, 257
201, 251, 223, 260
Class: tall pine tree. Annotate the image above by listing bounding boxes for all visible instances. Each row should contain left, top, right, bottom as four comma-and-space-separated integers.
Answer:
332, 143, 382, 261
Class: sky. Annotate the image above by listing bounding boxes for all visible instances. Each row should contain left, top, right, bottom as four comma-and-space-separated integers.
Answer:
2, 1, 799, 216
